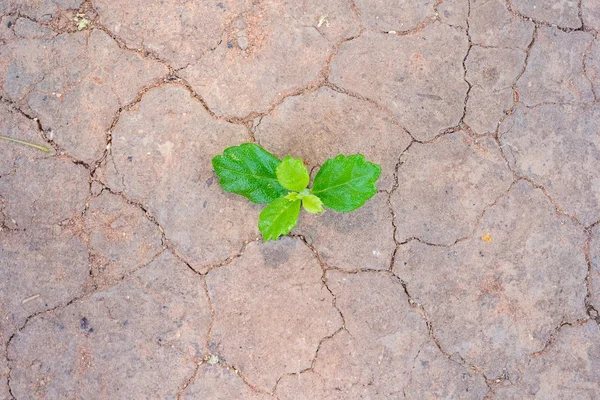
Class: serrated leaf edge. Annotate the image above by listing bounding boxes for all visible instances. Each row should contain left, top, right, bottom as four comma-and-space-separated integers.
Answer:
211, 143, 288, 204
275, 155, 310, 192
312, 154, 381, 197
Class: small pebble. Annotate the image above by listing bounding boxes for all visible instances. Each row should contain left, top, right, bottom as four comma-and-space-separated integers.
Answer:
52, 225, 62, 236
237, 36, 249, 50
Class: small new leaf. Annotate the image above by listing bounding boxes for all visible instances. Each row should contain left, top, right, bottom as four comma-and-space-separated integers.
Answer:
276, 156, 309, 192
285, 192, 302, 201
301, 193, 324, 214
312, 154, 381, 212
258, 196, 301, 241
285, 190, 324, 214
212, 143, 288, 204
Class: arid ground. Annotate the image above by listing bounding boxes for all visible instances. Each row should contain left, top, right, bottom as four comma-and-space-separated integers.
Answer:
1, 0, 600, 398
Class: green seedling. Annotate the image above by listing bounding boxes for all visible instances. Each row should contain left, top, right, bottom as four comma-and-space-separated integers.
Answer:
212, 143, 381, 241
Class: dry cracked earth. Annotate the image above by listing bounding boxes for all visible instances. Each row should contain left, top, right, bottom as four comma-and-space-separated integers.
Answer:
1, 0, 600, 399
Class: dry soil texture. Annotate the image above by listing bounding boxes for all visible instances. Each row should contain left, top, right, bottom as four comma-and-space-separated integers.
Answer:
1, 0, 599, 399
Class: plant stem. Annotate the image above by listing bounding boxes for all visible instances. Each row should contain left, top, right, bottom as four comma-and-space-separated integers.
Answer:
0, 135, 51, 152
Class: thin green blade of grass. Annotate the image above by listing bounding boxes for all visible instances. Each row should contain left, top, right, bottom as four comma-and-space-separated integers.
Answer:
0, 135, 51, 152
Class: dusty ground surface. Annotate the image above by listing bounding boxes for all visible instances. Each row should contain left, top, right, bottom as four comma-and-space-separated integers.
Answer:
1, 0, 600, 398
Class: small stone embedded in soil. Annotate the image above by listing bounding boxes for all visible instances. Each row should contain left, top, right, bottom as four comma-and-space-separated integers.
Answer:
237, 36, 249, 50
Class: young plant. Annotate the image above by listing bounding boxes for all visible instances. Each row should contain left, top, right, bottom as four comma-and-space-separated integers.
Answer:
212, 143, 381, 241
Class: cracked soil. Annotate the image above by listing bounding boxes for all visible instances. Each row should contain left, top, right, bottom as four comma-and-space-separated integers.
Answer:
1, 0, 600, 398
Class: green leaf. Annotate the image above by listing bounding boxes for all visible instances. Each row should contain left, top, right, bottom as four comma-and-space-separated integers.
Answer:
285, 189, 324, 214
301, 193, 324, 214
212, 143, 288, 204
312, 154, 381, 212
276, 155, 309, 192
285, 192, 302, 201
258, 196, 301, 241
